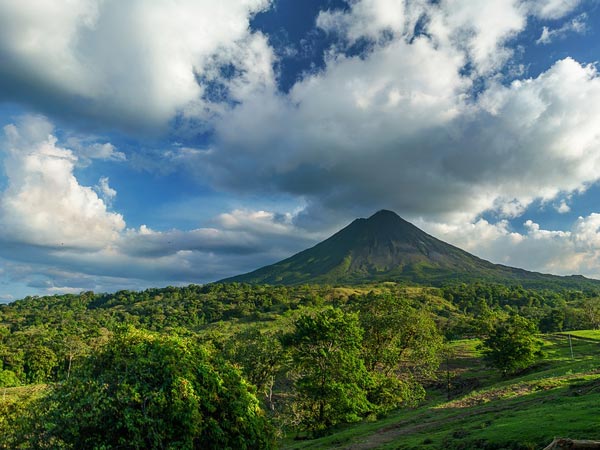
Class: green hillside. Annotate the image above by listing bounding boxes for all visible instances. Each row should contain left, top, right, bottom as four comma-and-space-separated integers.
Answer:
284, 333, 600, 450
221, 210, 600, 290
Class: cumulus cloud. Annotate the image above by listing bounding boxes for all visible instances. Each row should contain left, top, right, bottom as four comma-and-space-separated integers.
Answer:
0, 119, 318, 292
317, 0, 579, 76
0, 115, 125, 249
198, 47, 600, 227
0, 0, 272, 131
151, 0, 589, 232
556, 200, 571, 214
95, 177, 117, 204
418, 213, 600, 279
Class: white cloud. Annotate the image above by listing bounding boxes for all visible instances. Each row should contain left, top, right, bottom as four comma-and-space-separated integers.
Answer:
536, 13, 587, 44
64, 137, 127, 166
180, 0, 596, 229
0, 119, 318, 293
556, 200, 571, 214
527, 0, 582, 19
428, 0, 527, 75
116, 209, 321, 263
0, 0, 273, 131
317, 0, 580, 76
0, 116, 125, 249
419, 214, 600, 278
317, 0, 420, 42
198, 47, 600, 226
0, 205, 318, 295
96, 177, 117, 204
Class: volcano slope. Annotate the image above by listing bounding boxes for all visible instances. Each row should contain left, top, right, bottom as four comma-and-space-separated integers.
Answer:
222, 210, 599, 290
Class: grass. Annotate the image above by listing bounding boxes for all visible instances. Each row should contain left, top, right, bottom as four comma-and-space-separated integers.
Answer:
559, 330, 600, 341
0, 384, 48, 404
283, 331, 600, 450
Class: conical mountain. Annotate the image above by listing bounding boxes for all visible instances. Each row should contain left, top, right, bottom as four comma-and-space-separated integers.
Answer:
221, 210, 599, 288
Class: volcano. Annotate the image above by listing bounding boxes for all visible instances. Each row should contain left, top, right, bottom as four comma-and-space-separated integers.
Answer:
221, 210, 598, 289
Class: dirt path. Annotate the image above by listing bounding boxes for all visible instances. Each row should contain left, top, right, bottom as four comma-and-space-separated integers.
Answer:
338, 395, 556, 449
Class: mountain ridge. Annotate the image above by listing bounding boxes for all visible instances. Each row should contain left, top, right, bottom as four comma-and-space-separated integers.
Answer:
221, 210, 600, 289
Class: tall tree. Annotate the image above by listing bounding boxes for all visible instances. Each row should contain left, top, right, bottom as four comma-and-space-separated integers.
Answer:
224, 326, 287, 412
285, 308, 372, 434
582, 297, 600, 330
352, 292, 443, 412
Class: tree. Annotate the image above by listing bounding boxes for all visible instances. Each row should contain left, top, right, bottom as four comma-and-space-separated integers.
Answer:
480, 315, 543, 376
352, 292, 443, 412
353, 292, 442, 377
24, 345, 57, 384
224, 326, 287, 412
539, 308, 565, 333
285, 308, 372, 434
17, 328, 275, 449
582, 297, 600, 329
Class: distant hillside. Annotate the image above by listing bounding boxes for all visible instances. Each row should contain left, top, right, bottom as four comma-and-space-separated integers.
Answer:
221, 210, 600, 289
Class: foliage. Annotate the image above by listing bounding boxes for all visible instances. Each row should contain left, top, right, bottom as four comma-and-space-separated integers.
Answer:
539, 308, 565, 333
1, 281, 599, 442
15, 328, 274, 449
350, 292, 442, 412
581, 297, 600, 329
224, 326, 288, 412
352, 292, 443, 376
480, 316, 543, 376
282, 333, 600, 450
284, 308, 372, 434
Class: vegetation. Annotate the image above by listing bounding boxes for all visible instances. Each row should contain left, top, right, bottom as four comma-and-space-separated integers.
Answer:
0, 279, 599, 448
4, 328, 274, 449
283, 333, 600, 449
285, 308, 372, 434
480, 315, 543, 376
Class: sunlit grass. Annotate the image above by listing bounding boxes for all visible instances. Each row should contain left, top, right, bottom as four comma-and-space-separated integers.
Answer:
560, 330, 600, 341
283, 331, 600, 450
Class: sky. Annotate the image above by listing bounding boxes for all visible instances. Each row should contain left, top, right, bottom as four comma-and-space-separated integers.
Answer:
1, 0, 600, 300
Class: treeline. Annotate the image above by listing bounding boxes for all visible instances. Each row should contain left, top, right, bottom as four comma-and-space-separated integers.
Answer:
0, 282, 599, 389
441, 283, 600, 335
0, 284, 335, 386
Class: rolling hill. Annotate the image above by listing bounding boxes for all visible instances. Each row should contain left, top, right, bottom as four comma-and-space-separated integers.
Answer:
221, 210, 600, 289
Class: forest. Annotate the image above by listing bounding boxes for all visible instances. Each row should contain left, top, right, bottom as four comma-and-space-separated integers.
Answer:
0, 281, 599, 448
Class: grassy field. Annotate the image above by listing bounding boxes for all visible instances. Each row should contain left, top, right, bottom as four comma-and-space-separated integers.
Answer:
0, 384, 48, 403
283, 332, 600, 450
559, 330, 600, 341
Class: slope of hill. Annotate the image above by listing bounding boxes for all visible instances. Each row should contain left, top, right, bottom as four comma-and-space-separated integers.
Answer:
221, 210, 600, 289
283, 332, 600, 450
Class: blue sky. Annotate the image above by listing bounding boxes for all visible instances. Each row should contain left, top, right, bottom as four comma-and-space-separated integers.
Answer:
1, 0, 600, 300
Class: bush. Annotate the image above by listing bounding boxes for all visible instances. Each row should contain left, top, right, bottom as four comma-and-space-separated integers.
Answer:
15, 328, 275, 449
480, 316, 543, 376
